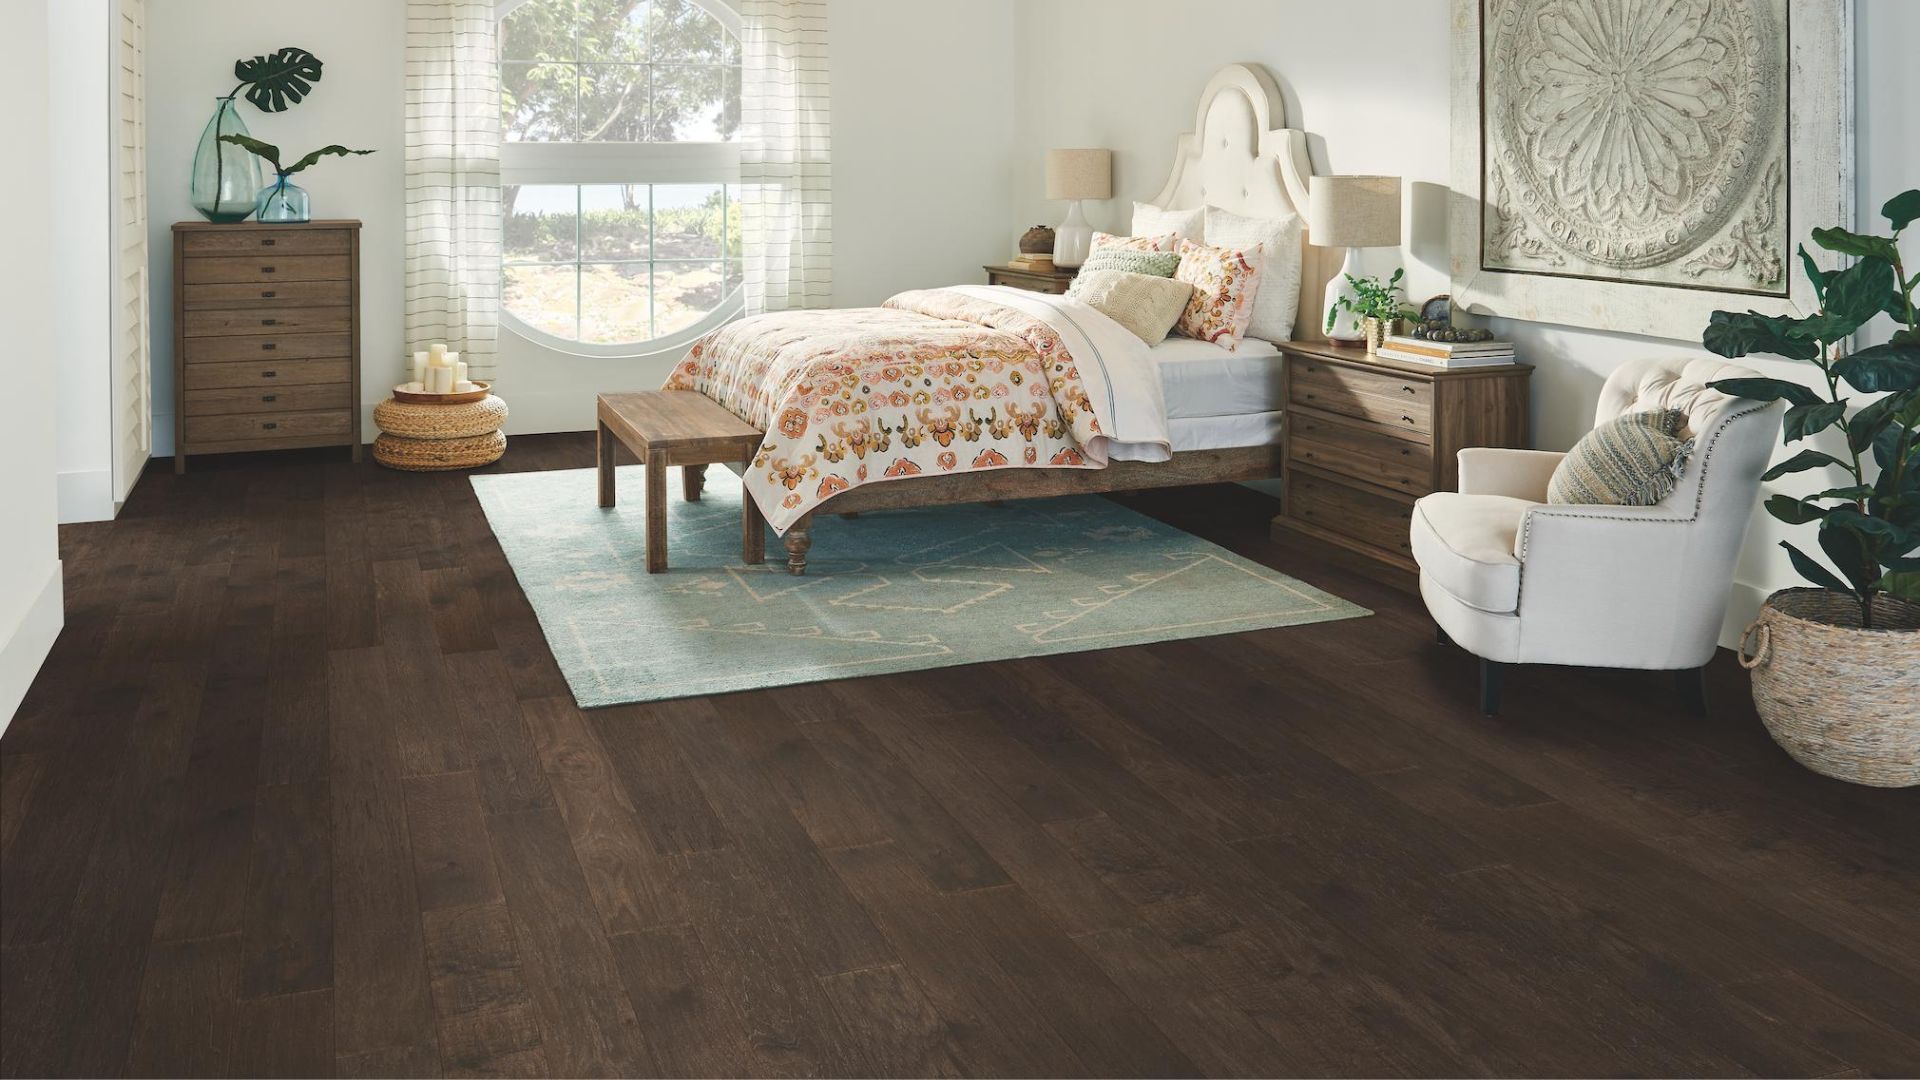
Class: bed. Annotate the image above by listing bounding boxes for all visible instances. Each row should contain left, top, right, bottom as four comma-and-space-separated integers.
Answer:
663, 64, 1337, 574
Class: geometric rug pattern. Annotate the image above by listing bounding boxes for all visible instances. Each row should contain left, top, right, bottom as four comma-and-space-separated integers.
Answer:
472, 465, 1369, 706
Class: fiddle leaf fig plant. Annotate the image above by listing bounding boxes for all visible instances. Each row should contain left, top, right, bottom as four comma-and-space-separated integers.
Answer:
1325, 267, 1420, 334
1703, 187, 1920, 627
232, 47, 324, 112
218, 134, 375, 177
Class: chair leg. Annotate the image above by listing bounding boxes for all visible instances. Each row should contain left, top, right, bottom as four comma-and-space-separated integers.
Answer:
1480, 658, 1504, 716
1434, 622, 1450, 646
1676, 665, 1709, 716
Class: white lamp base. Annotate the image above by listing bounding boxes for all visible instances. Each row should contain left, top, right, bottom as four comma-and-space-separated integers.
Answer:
1323, 246, 1366, 343
1054, 201, 1092, 268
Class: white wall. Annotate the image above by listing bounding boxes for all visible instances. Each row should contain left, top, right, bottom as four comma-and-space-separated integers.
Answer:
1009, 0, 1920, 640
2, 0, 66, 730
146, 0, 408, 457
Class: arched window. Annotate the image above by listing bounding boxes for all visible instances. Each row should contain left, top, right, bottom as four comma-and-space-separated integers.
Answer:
499, 0, 742, 356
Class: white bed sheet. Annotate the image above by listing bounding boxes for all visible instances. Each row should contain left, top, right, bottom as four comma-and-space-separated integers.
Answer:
1151, 335, 1286, 420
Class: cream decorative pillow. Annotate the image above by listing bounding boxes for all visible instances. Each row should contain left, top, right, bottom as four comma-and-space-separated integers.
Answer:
1092, 230, 1177, 254
1131, 202, 1206, 244
1079, 246, 1180, 278
1548, 409, 1695, 505
1203, 205, 1302, 342
1068, 270, 1194, 345
1172, 238, 1263, 348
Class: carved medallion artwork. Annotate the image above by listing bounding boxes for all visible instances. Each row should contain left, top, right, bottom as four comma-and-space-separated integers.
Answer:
1482, 0, 1789, 294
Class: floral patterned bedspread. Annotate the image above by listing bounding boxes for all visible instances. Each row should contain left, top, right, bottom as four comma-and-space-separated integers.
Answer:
664, 286, 1168, 533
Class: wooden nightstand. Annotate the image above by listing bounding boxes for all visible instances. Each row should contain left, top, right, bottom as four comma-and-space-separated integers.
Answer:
1270, 341, 1532, 585
984, 263, 1078, 295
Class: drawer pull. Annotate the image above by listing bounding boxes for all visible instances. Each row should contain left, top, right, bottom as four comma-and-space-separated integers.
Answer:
261, 394, 277, 402
261, 370, 278, 378
261, 238, 276, 246
1401, 386, 1416, 394
262, 422, 279, 430
260, 290, 276, 298
261, 318, 277, 326
261, 266, 276, 274
1400, 447, 1411, 456
262, 343, 277, 351
1401, 415, 1415, 424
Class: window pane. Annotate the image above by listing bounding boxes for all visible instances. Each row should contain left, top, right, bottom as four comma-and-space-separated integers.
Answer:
654, 262, 726, 337
578, 185, 652, 260
577, 63, 649, 141
652, 184, 724, 260
650, 0, 731, 62
650, 64, 733, 142
505, 263, 580, 339
578, 0, 650, 63
501, 0, 577, 62
502, 61, 577, 142
504, 184, 578, 263
579, 263, 655, 344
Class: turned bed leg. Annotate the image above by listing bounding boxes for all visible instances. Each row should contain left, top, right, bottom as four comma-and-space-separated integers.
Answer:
784, 512, 814, 576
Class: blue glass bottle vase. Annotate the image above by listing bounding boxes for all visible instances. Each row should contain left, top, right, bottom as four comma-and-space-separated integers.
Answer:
256, 176, 312, 224
190, 97, 262, 223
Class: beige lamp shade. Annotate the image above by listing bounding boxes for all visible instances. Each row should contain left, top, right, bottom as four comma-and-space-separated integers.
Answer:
1306, 174, 1402, 248
1046, 149, 1112, 201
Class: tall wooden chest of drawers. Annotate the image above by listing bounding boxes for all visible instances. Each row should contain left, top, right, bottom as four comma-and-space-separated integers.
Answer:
172, 220, 362, 472
1272, 341, 1531, 580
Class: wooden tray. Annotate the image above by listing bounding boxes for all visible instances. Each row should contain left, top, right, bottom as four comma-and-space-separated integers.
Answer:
393, 380, 492, 405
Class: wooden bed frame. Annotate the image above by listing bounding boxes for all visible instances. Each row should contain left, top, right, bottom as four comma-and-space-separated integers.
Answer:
714, 64, 1334, 575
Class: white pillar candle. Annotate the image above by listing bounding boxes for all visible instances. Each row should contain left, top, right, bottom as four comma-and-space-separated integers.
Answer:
436, 366, 456, 394
429, 342, 448, 362
455, 360, 467, 386
455, 381, 476, 393
412, 351, 428, 386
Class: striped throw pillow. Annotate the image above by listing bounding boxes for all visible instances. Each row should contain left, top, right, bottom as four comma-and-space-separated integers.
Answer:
1547, 409, 1695, 506
1079, 247, 1181, 278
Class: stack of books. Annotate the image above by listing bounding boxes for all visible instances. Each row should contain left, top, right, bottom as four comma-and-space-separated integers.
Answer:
1377, 335, 1517, 368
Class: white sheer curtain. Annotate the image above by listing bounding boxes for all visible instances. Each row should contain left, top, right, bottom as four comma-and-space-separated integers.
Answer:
738, 0, 832, 314
404, 0, 501, 379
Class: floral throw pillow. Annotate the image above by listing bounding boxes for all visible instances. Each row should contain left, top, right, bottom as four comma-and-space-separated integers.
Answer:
1092, 230, 1178, 254
1172, 238, 1263, 348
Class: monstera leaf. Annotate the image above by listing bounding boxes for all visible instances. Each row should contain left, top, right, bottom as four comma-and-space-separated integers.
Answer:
234, 47, 323, 112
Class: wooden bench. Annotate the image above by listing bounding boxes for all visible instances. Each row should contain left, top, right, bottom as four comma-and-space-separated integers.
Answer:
596, 391, 766, 573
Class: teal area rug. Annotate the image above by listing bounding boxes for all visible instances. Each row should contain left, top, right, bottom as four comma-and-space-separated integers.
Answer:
472, 466, 1369, 706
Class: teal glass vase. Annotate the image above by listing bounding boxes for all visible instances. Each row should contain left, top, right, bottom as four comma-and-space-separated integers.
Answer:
256, 176, 312, 223
190, 97, 262, 223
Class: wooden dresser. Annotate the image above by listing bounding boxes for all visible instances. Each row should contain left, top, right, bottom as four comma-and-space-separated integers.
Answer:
1272, 341, 1531, 579
173, 220, 362, 472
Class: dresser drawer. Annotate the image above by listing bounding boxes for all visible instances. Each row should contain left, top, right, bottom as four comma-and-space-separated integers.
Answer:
1290, 359, 1433, 434
181, 255, 352, 285
181, 280, 353, 310
182, 332, 352, 364
185, 409, 352, 444
183, 307, 353, 338
180, 228, 352, 257
1287, 471, 1415, 560
184, 384, 353, 416
1289, 410, 1433, 496
183, 357, 353, 390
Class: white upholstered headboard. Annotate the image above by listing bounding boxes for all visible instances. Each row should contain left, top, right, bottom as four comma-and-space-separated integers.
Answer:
1150, 64, 1332, 341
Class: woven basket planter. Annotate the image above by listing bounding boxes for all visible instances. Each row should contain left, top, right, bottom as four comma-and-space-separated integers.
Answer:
373, 395, 509, 440
373, 430, 506, 472
1739, 588, 1920, 788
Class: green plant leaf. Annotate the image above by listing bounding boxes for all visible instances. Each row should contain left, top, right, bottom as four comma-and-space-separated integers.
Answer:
216, 132, 282, 172
1781, 541, 1852, 594
1798, 244, 1833, 303
1835, 343, 1920, 394
1702, 310, 1821, 361
234, 47, 323, 112
1882, 570, 1920, 601
1766, 494, 1828, 525
1760, 448, 1846, 481
1809, 486, 1878, 503
1827, 508, 1918, 551
1883, 188, 1920, 231
281, 144, 375, 175
1848, 389, 1919, 454
1811, 226, 1902, 265
1873, 420, 1918, 473
1783, 400, 1848, 443
1818, 523, 1881, 593
1707, 376, 1821, 407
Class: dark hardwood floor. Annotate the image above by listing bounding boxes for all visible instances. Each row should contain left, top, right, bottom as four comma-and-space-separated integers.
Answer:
4, 432, 1918, 1078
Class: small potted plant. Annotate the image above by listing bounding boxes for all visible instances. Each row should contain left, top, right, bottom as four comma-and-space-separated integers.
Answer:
218, 134, 374, 223
1325, 268, 1419, 353
1704, 187, 1919, 787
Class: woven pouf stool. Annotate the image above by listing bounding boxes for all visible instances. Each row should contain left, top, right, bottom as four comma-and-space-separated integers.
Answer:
372, 395, 509, 471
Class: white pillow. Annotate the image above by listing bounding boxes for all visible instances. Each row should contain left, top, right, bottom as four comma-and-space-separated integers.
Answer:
1131, 202, 1206, 244
1203, 205, 1303, 343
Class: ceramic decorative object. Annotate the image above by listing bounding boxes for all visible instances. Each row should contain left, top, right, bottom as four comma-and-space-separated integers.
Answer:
1019, 225, 1056, 256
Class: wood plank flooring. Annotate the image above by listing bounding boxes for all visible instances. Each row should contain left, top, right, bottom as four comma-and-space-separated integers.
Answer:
4, 433, 1918, 1078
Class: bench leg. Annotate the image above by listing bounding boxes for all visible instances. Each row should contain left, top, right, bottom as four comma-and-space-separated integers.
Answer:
742, 480, 766, 565
645, 453, 668, 573
684, 463, 707, 502
784, 512, 814, 576
597, 421, 617, 508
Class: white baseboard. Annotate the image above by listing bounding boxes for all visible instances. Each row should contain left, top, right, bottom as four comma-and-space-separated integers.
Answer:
1721, 579, 1769, 652
57, 467, 115, 524
1, 562, 64, 736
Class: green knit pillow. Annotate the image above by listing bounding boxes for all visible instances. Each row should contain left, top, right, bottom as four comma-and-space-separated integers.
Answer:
1547, 409, 1695, 506
1078, 247, 1181, 278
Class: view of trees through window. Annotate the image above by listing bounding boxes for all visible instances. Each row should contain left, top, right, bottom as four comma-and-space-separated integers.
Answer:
501, 0, 741, 348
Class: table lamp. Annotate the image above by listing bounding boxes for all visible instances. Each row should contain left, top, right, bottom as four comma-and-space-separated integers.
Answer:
1046, 149, 1112, 268
1307, 175, 1403, 344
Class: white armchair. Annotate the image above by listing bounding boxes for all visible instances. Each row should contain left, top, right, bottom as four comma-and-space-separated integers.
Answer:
1410, 357, 1785, 714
